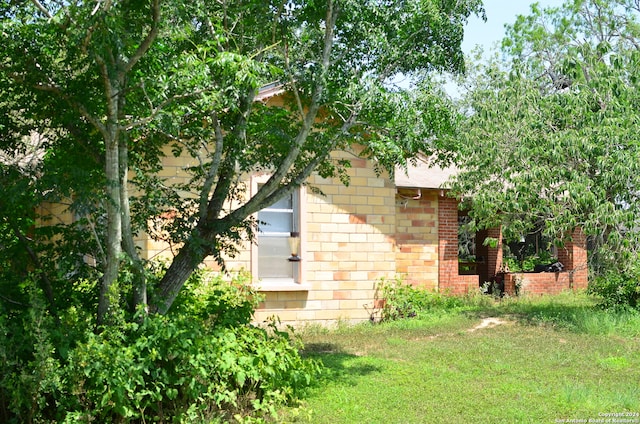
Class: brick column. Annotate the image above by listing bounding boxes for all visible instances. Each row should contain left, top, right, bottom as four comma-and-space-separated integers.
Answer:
486, 227, 503, 278
438, 194, 478, 294
557, 228, 588, 290
438, 196, 458, 291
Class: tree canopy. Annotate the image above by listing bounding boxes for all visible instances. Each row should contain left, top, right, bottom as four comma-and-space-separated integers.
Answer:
0, 0, 483, 323
441, 0, 640, 275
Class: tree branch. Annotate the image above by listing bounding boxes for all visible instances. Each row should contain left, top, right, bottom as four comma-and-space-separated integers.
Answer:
31, 81, 107, 137
85, 213, 107, 265
198, 112, 226, 220
236, 0, 339, 217
122, 89, 210, 131
203, 89, 256, 223
283, 39, 305, 120
31, 0, 52, 19
122, 0, 160, 74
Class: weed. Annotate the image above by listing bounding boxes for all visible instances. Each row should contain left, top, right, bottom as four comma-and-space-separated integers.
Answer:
374, 276, 470, 322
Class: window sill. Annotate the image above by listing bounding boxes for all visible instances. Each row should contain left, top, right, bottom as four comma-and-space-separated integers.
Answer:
253, 281, 311, 292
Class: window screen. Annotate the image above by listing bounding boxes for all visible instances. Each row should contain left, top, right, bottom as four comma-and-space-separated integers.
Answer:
257, 189, 298, 280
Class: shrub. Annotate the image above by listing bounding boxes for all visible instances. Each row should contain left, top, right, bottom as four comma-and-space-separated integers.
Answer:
589, 267, 640, 311
503, 250, 555, 273
65, 313, 319, 422
0, 285, 81, 423
0, 272, 320, 423
170, 269, 261, 327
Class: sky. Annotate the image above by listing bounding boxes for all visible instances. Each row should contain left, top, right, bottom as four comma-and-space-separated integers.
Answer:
461, 0, 565, 55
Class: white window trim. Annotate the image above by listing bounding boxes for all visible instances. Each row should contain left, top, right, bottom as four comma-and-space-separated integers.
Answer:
250, 174, 310, 291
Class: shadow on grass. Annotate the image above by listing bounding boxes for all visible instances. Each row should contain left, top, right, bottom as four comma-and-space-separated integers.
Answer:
301, 342, 382, 387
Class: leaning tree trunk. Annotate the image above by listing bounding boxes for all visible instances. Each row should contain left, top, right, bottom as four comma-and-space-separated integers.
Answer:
150, 243, 205, 315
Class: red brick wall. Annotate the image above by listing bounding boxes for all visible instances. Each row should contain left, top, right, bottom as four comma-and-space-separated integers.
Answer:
438, 195, 478, 294
395, 190, 439, 289
504, 272, 574, 296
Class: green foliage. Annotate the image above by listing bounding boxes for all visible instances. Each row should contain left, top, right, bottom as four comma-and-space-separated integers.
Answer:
170, 270, 262, 327
0, 288, 77, 423
376, 277, 466, 321
441, 0, 640, 307
65, 314, 318, 422
1, 0, 485, 319
502, 232, 556, 272
503, 250, 555, 273
589, 265, 640, 311
0, 272, 320, 423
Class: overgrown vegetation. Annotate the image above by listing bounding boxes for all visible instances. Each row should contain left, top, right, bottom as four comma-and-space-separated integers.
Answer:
502, 237, 556, 273
0, 0, 484, 323
0, 272, 319, 423
439, 0, 640, 305
375, 277, 492, 321
589, 260, 640, 311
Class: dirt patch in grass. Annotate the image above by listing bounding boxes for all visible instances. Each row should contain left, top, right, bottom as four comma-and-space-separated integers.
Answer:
406, 316, 513, 342
467, 316, 511, 332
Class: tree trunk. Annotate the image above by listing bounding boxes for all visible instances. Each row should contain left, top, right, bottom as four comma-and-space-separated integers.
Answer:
150, 242, 205, 315
97, 127, 122, 326
119, 141, 147, 313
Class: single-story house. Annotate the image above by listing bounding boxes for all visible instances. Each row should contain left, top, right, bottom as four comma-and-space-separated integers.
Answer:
33, 143, 589, 325
139, 153, 588, 325
30, 84, 588, 325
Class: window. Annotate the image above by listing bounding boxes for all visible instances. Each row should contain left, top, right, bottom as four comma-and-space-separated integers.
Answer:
257, 189, 298, 280
251, 177, 306, 288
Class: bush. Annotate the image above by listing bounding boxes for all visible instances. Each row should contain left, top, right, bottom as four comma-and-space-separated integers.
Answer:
589, 267, 640, 311
0, 272, 320, 423
503, 250, 555, 273
170, 269, 260, 327
0, 283, 85, 423
65, 314, 318, 422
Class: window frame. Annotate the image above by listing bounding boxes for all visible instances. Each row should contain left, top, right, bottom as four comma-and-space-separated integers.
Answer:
250, 175, 308, 291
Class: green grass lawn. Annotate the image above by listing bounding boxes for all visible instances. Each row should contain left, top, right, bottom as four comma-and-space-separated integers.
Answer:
287, 293, 640, 423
